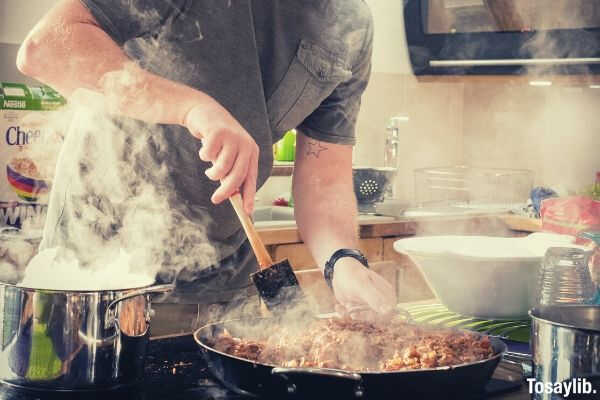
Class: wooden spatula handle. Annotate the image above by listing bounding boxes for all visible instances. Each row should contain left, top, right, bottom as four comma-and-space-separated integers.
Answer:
229, 193, 273, 268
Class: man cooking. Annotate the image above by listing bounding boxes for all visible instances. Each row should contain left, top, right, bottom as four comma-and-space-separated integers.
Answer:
16, 0, 395, 325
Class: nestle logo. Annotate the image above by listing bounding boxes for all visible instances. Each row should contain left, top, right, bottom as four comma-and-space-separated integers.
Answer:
3, 100, 26, 109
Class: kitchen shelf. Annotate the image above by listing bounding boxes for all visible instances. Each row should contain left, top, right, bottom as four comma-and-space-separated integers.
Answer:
256, 214, 508, 245
271, 161, 294, 176
498, 214, 542, 232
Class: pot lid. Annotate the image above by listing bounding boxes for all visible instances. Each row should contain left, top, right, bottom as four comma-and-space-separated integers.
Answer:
530, 305, 600, 333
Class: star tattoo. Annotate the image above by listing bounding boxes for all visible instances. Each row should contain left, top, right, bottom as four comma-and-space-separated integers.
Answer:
306, 140, 328, 158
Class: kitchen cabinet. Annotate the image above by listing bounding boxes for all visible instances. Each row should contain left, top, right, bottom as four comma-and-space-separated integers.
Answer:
382, 238, 435, 302
269, 237, 391, 313
416, 74, 600, 85
270, 238, 383, 270
268, 236, 433, 313
259, 214, 533, 312
294, 261, 401, 314
270, 162, 294, 176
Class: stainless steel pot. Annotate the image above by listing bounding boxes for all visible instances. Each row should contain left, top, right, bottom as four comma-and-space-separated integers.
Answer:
530, 305, 600, 400
0, 282, 173, 391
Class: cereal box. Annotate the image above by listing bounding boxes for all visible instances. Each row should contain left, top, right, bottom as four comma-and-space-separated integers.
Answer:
0, 82, 66, 229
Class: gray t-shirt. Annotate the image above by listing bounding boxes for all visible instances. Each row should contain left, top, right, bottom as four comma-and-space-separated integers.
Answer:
43, 0, 373, 276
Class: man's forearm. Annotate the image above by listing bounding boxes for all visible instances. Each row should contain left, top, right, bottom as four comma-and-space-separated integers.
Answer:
17, 0, 208, 126
293, 135, 397, 314
294, 177, 359, 271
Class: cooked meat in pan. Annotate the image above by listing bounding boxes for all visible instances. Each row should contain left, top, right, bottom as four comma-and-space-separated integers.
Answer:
210, 317, 494, 372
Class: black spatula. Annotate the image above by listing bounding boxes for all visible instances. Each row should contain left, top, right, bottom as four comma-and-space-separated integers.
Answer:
229, 194, 306, 312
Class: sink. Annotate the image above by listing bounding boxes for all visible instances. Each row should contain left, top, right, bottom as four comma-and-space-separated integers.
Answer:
252, 206, 295, 222
252, 206, 395, 228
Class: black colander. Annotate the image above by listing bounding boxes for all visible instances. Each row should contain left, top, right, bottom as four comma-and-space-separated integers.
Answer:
352, 167, 397, 210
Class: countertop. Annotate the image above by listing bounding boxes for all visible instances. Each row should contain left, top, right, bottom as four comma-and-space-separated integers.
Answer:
255, 212, 541, 245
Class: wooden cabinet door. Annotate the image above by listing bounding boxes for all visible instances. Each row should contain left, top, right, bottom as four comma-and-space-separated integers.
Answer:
295, 261, 400, 314
271, 238, 383, 270
382, 238, 434, 302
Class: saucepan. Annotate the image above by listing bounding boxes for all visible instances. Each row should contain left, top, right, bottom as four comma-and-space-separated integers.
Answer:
0, 281, 173, 391
194, 316, 507, 399
529, 305, 600, 400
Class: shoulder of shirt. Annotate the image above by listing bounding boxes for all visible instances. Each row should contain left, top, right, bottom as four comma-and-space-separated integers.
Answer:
317, 0, 373, 69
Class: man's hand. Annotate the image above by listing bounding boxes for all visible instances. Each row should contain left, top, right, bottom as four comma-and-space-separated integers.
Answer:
184, 103, 259, 214
332, 258, 397, 320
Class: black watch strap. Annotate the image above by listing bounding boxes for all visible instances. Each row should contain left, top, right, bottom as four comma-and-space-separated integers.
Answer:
324, 249, 369, 290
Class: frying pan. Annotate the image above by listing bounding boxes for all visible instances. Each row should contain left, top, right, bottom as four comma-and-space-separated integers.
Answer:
193, 316, 507, 399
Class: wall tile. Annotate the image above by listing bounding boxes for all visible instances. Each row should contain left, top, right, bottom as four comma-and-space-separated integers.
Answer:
354, 73, 464, 205
463, 82, 600, 193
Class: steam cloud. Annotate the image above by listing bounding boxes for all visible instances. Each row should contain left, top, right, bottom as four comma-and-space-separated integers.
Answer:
18, 1, 223, 290
20, 89, 218, 290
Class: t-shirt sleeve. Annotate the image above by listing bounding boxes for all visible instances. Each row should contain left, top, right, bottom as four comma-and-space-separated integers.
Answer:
298, 20, 374, 146
79, 0, 184, 45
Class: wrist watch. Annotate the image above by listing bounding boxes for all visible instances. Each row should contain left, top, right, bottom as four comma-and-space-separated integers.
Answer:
324, 249, 370, 290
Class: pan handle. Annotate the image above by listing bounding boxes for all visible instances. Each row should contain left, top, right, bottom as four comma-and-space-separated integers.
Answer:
104, 283, 175, 329
272, 367, 365, 397
502, 351, 533, 379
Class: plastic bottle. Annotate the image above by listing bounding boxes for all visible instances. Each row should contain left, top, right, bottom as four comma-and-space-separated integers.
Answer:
579, 230, 600, 304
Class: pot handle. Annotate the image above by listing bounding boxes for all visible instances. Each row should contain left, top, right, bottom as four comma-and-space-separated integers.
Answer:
271, 367, 364, 397
503, 351, 533, 379
104, 283, 174, 329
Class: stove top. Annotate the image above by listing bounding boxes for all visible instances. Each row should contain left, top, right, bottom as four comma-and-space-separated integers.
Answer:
0, 334, 524, 400
0, 335, 243, 400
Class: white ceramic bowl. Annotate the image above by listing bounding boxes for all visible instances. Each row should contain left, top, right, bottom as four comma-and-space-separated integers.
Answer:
394, 233, 577, 320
